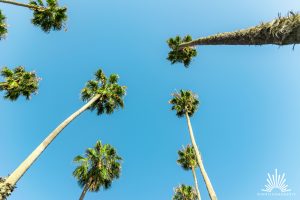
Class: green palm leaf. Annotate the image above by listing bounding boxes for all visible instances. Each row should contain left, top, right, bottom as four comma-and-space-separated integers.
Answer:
173, 184, 198, 200
167, 35, 197, 68
0, 66, 40, 101
30, 0, 67, 32
0, 10, 7, 40
177, 145, 198, 171
169, 90, 199, 117
73, 140, 122, 194
81, 69, 126, 116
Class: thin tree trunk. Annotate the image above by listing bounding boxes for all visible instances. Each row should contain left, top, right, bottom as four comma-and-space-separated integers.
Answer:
185, 112, 217, 200
179, 13, 300, 49
5, 94, 101, 187
192, 167, 201, 200
79, 183, 89, 200
0, 0, 44, 11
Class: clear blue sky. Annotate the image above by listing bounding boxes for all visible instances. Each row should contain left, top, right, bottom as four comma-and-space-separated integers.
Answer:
1, 0, 300, 199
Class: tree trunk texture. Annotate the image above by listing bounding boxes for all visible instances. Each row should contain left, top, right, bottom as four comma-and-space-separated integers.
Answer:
4, 94, 101, 187
192, 167, 201, 200
79, 183, 89, 200
179, 13, 300, 48
185, 112, 217, 200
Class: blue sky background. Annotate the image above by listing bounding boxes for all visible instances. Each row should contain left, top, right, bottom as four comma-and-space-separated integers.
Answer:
1, 0, 300, 199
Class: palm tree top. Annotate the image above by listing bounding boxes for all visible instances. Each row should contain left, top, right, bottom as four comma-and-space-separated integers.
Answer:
0, 177, 16, 199
81, 68, 126, 116
167, 35, 197, 68
30, 0, 67, 33
0, 10, 7, 40
169, 90, 199, 117
0, 66, 40, 101
173, 184, 198, 200
167, 13, 300, 68
73, 140, 122, 192
177, 145, 198, 171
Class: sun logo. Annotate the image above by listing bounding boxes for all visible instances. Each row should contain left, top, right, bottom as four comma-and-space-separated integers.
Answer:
261, 169, 291, 193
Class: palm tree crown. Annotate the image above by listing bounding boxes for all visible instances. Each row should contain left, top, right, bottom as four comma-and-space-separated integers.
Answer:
173, 184, 198, 200
81, 69, 126, 115
73, 140, 122, 192
167, 13, 300, 68
0, 66, 40, 101
0, 10, 7, 39
167, 35, 197, 68
177, 145, 198, 171
30, 0, 67, 32
170, 90, 199, 117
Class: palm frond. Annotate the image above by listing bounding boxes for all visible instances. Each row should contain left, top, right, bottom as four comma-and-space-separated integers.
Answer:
73, 140, 122, 194
0, 10, 7, 40
167, 35, 197, 68
177, 145, 198, 171
30, 0, 67, 33
0, 66, 40, 101
169, 90, 199, 117
81, 68, 126, 116
173, 184, 198, 200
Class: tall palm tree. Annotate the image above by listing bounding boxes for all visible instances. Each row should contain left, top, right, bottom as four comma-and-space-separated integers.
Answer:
0, 66, 40, 101
177, 145, 201, 200
0, 0, 67, 37
0, 69, 126, 199
170, 90, 217, 200
173, 184, 198, 200
73, 140, 122, 200
167, 12, 300, 67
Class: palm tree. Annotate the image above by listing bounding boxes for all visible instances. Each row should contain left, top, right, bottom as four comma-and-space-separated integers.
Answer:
173, 184, 198, 200
0, 69, 126, 199
177, 145, 201, 200
0, 10, 7, 39
167, 12, 300, 67
0, 66, 40, 101
0, 0, 67, 37
170, 90, 217, 200
167, 35, 197, 68
73, 140, 122, 200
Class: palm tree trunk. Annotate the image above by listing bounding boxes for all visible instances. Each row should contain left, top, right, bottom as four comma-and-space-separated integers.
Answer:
79, 183, 89, 200
0, 0, 44, 10
185, 112, 217, 200
192, 167, 201, 200
4, 94, 101, 187
179, 13, 300, 49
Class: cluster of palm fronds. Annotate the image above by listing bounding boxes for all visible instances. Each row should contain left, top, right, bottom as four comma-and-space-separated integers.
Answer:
0, 177, 15, 200
0, 66, 40, 101
167, 35, 197, 68
170, 90, 199, 117
81, 69, 126, 115
73, 141, 122, 199
0, 0, 67, 39
173, 184, 198, 200
0, 10, 7, 40
30, 0, 67, 32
